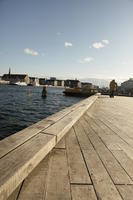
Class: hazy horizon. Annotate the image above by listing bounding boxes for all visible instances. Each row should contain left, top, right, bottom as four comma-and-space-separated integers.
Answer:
0, 0, 133, 80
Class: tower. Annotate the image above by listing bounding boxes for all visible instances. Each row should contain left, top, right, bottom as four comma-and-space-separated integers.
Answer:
8, 67, 11, 76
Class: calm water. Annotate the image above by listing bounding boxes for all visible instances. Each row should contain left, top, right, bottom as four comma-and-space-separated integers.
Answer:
0, 85, 84, 140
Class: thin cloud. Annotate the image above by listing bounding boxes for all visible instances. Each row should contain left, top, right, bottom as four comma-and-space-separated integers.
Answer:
92, 42, 105, 49
64, 42, 73, 48
102, 40, 109, 44
79, 57, 94, 64
92, 39, 109, 49
24, 48, 39, 56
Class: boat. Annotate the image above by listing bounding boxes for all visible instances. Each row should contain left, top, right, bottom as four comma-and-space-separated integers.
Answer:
9, 81, 27, 86
63, 87, 97, 97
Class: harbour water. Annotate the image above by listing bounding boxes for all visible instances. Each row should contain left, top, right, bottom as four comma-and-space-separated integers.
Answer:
0, 85, 84, 140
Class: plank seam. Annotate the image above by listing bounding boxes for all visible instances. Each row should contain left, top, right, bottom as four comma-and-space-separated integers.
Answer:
70, 183, 93, 185
72, 126, 99, 200
82, 117, 128, 200
65, 136, 73, 200
16, 180, 25, 200
85, 115, 133, 182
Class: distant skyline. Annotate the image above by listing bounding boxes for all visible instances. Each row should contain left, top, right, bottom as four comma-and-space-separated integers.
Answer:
0, 0, 133, 80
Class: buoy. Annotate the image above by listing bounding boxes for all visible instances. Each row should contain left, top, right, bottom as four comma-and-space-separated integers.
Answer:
42, 86, 47, 97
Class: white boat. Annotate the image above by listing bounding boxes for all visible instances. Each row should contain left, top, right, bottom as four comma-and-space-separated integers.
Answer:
14, 82, 27, 86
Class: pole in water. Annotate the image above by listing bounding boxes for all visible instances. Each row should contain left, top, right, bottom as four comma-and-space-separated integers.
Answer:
42, 86, 47, 97
28, 88, 31, 96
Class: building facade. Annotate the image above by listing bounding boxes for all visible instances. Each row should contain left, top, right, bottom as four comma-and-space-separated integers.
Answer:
120, 78, 133, 94
2, 74, 30, 85
29, 77, 39, 86
39, 78, 46, 85
65, 79, 81, 88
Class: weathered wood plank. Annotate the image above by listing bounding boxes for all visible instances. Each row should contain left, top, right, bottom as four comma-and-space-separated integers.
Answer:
0, 121, 53, 159
17, 155, 50, 200
85, 115, 126, 151
0, 96, 92, 159
66, 128, 91, 184
0, 133, 56, 200
45, 149, 71, 200
111, 150, 133, 180
86, 114, 133, 164
89, 109, 133, 147
42, 106, 89, 143
0, 95, 98, 199
42, 96, 98, 142
46, 95, 97, 122
7, 185, 21, 200
80, 118, 133, 184
54, 136, 66, 149
74, 120, 94, 151
71, 185, 97, 200
83, 149, 122, 200
116, 185, 133, 200
85, 113, 133, 181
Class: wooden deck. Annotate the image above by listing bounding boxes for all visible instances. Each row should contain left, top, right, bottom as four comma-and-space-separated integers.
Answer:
2, 95, 133, 199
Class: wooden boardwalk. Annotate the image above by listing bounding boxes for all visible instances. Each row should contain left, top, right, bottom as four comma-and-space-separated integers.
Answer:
2, 95, 133, 199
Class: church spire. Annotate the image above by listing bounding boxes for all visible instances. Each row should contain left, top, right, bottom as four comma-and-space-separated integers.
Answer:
9, 67, 11, 75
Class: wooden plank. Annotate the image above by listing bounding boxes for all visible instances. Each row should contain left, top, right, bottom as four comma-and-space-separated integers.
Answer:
116, 185, 133, 200
85, 115, 126, 151
89, 107, 133, 147
111, 150, 133, 180
86, 115, 133, 162
18, 155, 50, 200
74, 120, 94, 151
0, 120, 54, 159
45, 149, 71, 200
46, 95, 97, 122
71, 185, 97, 200
7, 185, 21, 200
99, 116, 133, 147
0, 133, 56, 200
66, 128, 91, 184
54, 136, 66, 149
42, 106, 90, 143
0, 95, 97, 159
84, 114, 133, 181
0, 95, 98, 199
42, 96, 98, 143
83, 149, 122, 200
80, 118, 133, 184
0, 97, 87, 159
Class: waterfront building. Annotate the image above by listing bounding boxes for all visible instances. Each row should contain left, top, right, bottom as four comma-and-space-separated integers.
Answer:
29, 77, 39, 86
45, 79, 56, 86
40, 78, 64, 87
65, 79, 81, 88
50, 77, 56, 81
56, 80, 64, 87
2, 74, 30, 85
39, 78, 46, 85
120, 78, 133, 95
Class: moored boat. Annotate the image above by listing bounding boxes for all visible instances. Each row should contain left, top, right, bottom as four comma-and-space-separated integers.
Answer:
63, 87, 97, 97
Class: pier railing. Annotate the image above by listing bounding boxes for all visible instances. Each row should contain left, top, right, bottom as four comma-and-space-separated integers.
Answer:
0, 95, 98, 200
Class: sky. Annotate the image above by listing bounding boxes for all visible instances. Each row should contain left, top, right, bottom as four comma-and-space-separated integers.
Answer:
0, 0, 133, 80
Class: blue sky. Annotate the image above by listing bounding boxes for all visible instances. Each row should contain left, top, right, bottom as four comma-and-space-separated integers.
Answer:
0, 0, 133, 80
